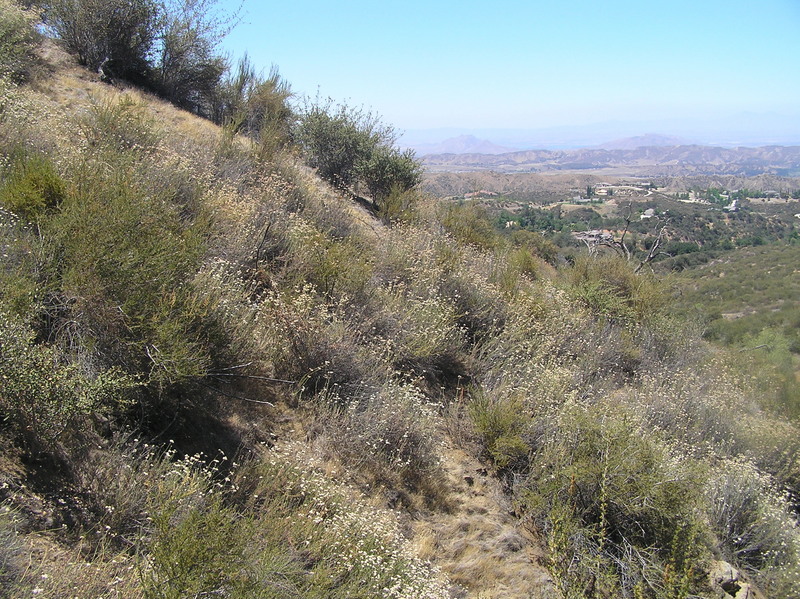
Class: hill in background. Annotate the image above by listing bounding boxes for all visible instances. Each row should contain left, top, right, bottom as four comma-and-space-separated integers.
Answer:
420, 144, 800, 176
412, 134, 516, 155
594, 133, 691, 150
401, 112, 800, 154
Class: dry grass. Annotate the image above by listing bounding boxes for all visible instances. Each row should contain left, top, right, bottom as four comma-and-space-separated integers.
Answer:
1, 526, 142, 599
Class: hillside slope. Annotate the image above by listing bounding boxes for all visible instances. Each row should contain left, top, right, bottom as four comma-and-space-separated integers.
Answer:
0, 37, 553, 599
1, 18, 800, 599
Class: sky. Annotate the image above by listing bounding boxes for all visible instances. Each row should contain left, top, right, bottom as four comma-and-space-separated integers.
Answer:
217, 0, 800, 136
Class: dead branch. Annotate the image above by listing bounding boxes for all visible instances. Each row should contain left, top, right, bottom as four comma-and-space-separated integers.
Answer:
635, 219, 670, 273
198, 381, 275, 406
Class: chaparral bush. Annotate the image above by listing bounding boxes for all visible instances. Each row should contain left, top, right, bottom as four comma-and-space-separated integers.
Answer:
0, 0, 42, 83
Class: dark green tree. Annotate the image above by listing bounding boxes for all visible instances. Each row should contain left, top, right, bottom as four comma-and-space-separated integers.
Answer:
357, 145, 422, 206
295, 98, 422, 206
45, 0, 159, 84
44, 0, 234, 115
152, 0, 233, 116
295, 99, 391, 188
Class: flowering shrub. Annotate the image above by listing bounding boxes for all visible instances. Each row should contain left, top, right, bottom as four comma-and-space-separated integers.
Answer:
229, 445, 452, 598
0, 309, 137, 450
706, 458, 800, 596
314, 382, 443, 497
69, 441, 452, 599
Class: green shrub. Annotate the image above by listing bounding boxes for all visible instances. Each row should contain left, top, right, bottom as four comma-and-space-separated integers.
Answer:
521, 408, 707, 598
0, 308, 137, 450
143, 495, 250, 599
286, 216, 372, 298
0, 171, 50, 320
0, 0, 41, 83
505, 245, 545, 282
468, 389, 530, 472
0, 150, 66, 221
569, 277, 634, 323
0, 268, 38, 319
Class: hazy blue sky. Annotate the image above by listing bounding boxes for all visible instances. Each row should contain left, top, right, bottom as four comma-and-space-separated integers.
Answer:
218, 0, 800, 132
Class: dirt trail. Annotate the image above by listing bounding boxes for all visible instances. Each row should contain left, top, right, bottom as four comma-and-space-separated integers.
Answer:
267, 406, 555, 599
412, 442, 555, 599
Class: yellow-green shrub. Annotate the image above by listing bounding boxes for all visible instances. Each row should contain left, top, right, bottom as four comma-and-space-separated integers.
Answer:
468, 390, 530, 472
510, 228, 559, 265
566, 254, 669, 325
439, 201, 500, 250
47, 159, 211, 384
286, 216, 372, 298
377, 184, 420, 224
79, 94, 162, 156
520, 407, 708, 598
0, 150, 66, 221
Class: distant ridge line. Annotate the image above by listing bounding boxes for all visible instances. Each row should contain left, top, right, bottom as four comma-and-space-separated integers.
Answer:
421, 144, 800, 176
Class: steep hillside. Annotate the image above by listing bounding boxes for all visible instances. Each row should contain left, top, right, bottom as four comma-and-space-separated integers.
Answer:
2, 7, 800, 599
673, 243, 800, 416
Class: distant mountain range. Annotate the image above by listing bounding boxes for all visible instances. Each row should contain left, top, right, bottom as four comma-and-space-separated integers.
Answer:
594, 134, 691, 150
408, 133, 696, 156
400, 112, 800, 154
410, 135, 515, 155
421, 144, 800, 177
